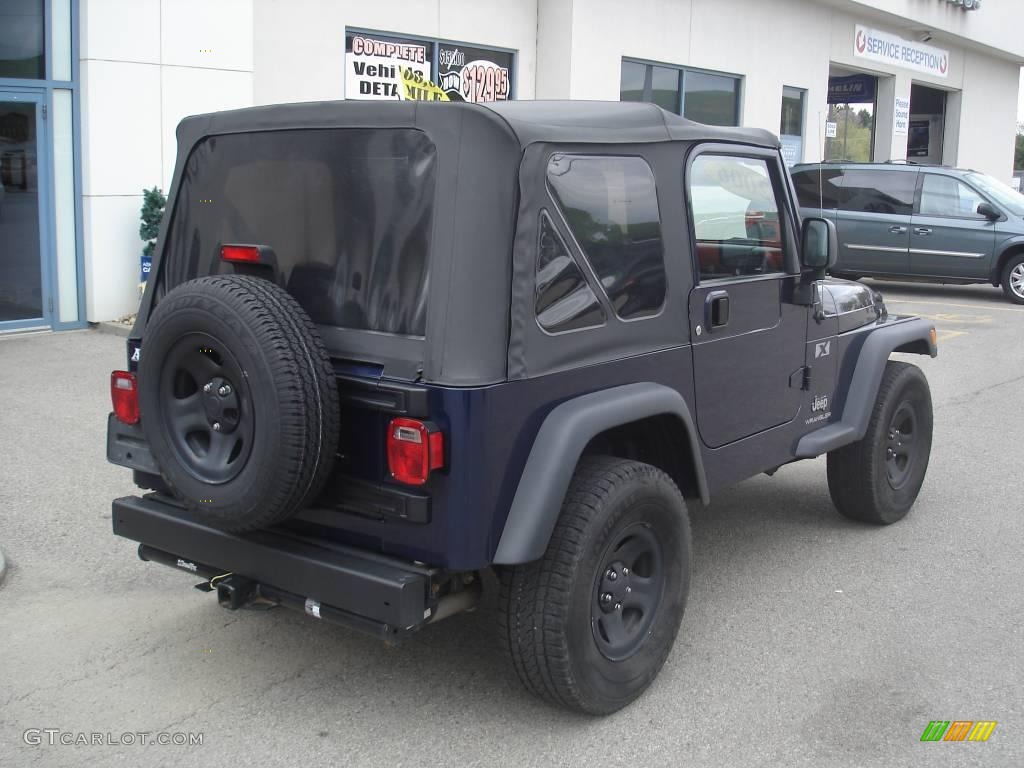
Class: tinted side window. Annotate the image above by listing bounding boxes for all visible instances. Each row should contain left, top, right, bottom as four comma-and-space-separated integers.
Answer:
839, 169, 916, 216
689, 154, 787, 280
535, 213, 606, 333
919, 174, 986, 219
792, 168, 842, 209
547, 155, 666, 319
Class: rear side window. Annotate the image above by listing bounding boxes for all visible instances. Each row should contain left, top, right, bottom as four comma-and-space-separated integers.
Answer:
535, 213, 606, 333
838, 169, 916, 216
162, 128, 436, 336
792, 167, 842, 209
546, 154, 666, 320
919, 174, 986, 219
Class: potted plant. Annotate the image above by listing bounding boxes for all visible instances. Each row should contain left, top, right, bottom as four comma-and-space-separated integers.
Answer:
139, 186, 166, 291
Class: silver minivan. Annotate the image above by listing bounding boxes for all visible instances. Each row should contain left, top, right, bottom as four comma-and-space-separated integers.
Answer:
793, 162, 1024, 304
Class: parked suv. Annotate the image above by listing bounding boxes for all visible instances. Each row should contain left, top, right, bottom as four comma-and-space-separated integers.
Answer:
792, 161, 1024, 304
107, 101, 937, 715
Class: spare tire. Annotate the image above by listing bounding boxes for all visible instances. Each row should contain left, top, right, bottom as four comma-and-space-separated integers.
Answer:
137, 275, 339, 531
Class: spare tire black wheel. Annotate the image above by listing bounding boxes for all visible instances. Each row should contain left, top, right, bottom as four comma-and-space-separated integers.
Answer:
138, 275, 340, 531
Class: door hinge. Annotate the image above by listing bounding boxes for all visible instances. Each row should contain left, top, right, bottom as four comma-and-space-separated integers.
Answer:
42, 104, 47, 120
802, 366, 812, 391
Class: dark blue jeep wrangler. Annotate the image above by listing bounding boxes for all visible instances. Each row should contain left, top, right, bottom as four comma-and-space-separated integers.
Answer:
107, 100, 937, 714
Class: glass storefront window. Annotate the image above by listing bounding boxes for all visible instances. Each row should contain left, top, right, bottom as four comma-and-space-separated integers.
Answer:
619, 59, 740, 126
682, 70, 739, 126
779, 86, 805, 166
825, 102, 875, 162
0, 0, 45, 79
53, 89, 78, 322
51, 0, 72, 81
650, 66, 681, 113
620, 60, 646, 103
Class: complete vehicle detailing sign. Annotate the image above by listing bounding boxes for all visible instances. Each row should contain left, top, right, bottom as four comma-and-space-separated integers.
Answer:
854, 25, 949, 78
345, 33, 440, 100
346, 32, 513, 102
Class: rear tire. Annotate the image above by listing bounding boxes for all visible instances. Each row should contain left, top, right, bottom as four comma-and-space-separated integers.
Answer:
497, 456, 691, 715
1000, 253, 1024, 305
138, 275, 339, 531
827, 361, 932, 524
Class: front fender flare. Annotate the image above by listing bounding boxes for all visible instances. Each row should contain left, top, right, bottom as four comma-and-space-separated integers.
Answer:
492, 382, 708, 565
795, 317, 936, 459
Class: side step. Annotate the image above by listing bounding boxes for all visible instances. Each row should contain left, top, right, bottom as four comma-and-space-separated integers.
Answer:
113, 495, 437, 639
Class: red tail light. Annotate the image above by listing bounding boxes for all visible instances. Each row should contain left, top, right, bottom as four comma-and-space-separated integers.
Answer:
387, 418, 444, 486
221, 244, 261, 263
111, 370, 140, 424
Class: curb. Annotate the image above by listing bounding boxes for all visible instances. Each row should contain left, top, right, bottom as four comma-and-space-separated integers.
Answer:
0, 547, 7, 588
93, 321, 132, 338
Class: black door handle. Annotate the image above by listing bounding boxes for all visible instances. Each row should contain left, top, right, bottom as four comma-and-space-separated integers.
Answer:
704, 290, 730, 331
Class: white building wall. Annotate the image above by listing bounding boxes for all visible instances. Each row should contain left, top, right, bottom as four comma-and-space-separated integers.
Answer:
252, 0, 538, 105
550, 0, 1017, 175
955, 49, 1019, 179
79, 0, 254, 322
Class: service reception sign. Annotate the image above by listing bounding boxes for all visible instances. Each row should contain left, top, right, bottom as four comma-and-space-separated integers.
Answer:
854, 25, 949, 78
346, 32, 513, 103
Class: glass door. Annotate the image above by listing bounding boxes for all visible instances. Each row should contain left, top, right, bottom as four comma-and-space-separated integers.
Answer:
0, 92, 48, 328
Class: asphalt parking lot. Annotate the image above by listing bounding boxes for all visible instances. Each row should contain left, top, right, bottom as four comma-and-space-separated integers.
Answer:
1, 280, 1021, 768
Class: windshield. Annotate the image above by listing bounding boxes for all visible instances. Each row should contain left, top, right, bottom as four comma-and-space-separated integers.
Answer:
966, 172, 1024, 217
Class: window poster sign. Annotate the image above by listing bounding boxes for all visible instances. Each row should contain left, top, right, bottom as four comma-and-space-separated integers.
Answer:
437, 44, 513, 102
346, 31, 514, 103
345, 33, 436, 100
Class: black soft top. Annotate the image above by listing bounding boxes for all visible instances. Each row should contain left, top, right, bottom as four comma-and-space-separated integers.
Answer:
171, 98, 779, 154
144, 100, 782, 386
484, 100, 780, 148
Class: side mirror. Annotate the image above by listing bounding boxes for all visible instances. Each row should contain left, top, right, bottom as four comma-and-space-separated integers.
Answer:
801, 217, 837, 273
977, 201, 1001, 221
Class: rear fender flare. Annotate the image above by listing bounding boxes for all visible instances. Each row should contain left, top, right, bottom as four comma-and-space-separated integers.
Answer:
492, 382, 708, 565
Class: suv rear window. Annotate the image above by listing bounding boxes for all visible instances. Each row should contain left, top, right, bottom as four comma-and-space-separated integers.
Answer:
162, 128, 437, 336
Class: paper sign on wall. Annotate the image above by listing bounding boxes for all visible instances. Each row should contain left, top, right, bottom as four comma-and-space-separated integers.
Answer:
894, 96, 911, 136
825, 121, 838, 138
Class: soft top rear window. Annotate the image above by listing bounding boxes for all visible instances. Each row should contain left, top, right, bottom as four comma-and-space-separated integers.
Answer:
162, 128, 436, 336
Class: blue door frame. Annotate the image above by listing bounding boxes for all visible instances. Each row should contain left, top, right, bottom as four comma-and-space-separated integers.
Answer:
0, 89, 53, 332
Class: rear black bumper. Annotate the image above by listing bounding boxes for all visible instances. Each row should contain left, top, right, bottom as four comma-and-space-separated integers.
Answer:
112, 495, 437, 639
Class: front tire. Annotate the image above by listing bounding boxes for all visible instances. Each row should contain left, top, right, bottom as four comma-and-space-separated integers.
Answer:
827, 361, 933, 524
497, 456, 691, 715
1000, 253, 1024, 305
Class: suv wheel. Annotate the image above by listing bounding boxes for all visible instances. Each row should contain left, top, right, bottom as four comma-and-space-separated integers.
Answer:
1001, 253, 1024, 304
826, 361, 932, 524
497, 456, 691, 715
138, 275, 339, 531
